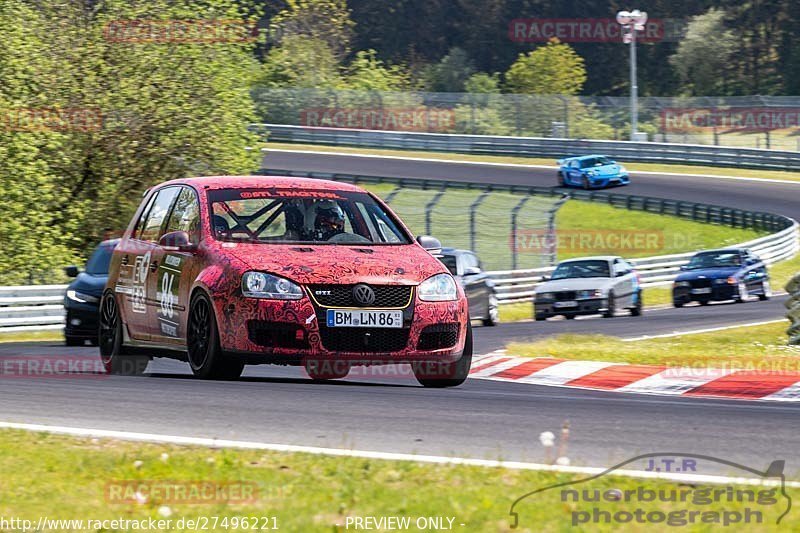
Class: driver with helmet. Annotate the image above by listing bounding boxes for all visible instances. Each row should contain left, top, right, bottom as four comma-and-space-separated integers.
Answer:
312, 200, 346, 241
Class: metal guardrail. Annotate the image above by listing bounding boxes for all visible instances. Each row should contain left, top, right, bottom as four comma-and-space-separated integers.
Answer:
0, 285, 67, 332
787, 275, 800, 345
260, 169, 799, 304
260, 124, 800, 171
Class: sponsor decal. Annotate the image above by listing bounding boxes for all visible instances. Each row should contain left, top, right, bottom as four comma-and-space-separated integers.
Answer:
157, 254, 182, 337
131, 252, 151, 314
239, 190, 344, 200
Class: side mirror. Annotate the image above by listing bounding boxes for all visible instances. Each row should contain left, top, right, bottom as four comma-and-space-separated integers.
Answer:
463, 266, 482, 276
159, 231, 197, 253
416, 235, 442, 254
64, 265, 79, 278
679, 265, 688, 271
540, 275, 550, 282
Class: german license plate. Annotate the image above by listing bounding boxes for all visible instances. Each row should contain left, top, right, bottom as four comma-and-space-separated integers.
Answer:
326, 309, 403, 328
554, 301, 578, 308
691, 288, 712, 294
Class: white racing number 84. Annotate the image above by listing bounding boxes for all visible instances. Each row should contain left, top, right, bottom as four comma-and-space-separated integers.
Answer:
160, 272, 176, 319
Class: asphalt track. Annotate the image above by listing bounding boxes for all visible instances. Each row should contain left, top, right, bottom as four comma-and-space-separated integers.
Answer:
3, 149, 800, 476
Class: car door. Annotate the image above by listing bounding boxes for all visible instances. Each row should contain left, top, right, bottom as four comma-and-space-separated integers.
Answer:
742, 253, 766, 294
114, 190, 158, 341
121, 186, 181, 339
612, 259, 634, 307
568, 160, 581, 184
148, 186, 201, 344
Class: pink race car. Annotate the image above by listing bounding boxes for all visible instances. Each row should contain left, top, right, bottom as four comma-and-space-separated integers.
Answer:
100, 176, 471, 387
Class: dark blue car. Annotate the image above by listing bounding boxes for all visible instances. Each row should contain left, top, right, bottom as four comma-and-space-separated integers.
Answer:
557, 155, 630, 189
672, 248, 770, 307
63, 239, 119, 346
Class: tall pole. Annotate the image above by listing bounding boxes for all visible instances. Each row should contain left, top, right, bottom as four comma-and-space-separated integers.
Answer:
630, 25, 638, 140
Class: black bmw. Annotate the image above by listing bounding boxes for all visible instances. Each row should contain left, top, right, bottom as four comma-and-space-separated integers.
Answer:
672, 248, 770, 307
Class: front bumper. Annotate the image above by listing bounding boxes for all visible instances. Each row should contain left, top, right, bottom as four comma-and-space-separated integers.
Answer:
589, 174, 630, 188
673, 283, 738, 303
535, 297, 608, 318
64, 303, 100, 338
214, 291, 468, 365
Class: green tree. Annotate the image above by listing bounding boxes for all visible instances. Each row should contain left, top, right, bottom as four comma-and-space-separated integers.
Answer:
421, 47, 476, 92
344, 50, 410, 91
669, 9, 737, 95
270, 0, 355, 59
259, 35, 342, 88
505, 39, 586, 95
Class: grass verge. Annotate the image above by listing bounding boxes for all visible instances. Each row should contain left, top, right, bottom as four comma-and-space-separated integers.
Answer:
507, 321, 799, 369
1, 429, 796, 531
265, 142, 800, 184
0, 330, 64, 344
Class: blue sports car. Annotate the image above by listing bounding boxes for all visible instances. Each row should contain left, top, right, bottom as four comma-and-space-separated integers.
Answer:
557, 155, 630, 189
672, 248, 771, 307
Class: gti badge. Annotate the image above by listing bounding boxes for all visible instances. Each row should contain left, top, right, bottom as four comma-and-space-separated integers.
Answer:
352, 284, 376, 306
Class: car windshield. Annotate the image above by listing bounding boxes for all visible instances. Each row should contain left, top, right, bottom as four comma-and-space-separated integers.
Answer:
84, 244, 114, 275
208, 188, 411, 245
579, 157, 613, 168
438, 255, 458, 276
551, 260, 610, 280
685, 252, 742, 269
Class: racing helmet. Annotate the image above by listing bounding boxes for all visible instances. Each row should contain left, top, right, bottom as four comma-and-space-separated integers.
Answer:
313, 200, 345, 239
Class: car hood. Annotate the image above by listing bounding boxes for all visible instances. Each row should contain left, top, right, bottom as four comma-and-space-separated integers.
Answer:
537, 277, 614, 292
676, 267, 739, 281
220, 243, 447, 285
586, 164, 623, 176
67, 273, 109, 297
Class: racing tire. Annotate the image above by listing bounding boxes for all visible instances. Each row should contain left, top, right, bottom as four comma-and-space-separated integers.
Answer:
483, 293, 499, 327
582, 177, 591, 190
673, 299, 684, 308
557, 172, 565, 187
535, 314, 547, 321
414, 322, 473, 388
699, 299, 710, 306
99, 291, 149, 376
629, 290, 643, 316
564, 314, 576, 320
304, 359, 350, 381
65, 336, 84, 347
187, 291, 244, 380
602, 292, 616, 318
759, 280, 771, 301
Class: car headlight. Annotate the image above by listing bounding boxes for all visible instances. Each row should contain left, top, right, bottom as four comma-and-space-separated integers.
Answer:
674, 281, 691, 288
418, 274, 457, 302
66, 290, 99, 304
618, 165, 627, 174
577, 289, 604, 299
536, 292, 554, 301
714, 278, 727, 285
242, 272, 303, 300
727, 276, 738, 285
586, 170, 597, 176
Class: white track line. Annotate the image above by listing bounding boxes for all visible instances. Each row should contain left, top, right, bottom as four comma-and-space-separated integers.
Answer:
1, 421, 797, 487
264, 148, 800, 186
621, 319, 786, 342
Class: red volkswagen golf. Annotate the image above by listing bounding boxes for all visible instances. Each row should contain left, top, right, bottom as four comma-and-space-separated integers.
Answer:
100, 176, 472, 387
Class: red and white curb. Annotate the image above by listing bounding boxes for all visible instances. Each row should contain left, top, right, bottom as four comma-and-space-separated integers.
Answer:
470, 352, 800, 401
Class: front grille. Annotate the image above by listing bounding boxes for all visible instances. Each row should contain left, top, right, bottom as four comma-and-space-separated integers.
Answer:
554, 291, 577, 301
308, 284, 413, 308
318, 326, 410, 353
689, 279, 712, 289
418, 323, 459, 351
247, 321, 309, 349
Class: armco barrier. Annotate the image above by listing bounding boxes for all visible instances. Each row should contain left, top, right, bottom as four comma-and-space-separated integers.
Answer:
259, 124, 800, 171
260, 169, 799, 304
0, 285, 67, 333
787, 274, 800, 345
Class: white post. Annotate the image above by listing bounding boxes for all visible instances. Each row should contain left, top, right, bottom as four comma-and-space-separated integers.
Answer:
630, 27, 638, 140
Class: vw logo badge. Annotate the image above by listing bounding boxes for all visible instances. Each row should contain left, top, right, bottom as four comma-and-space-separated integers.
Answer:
352, 284, 376, 306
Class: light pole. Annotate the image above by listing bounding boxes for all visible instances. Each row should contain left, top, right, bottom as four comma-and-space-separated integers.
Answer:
616, 10, 648, 141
